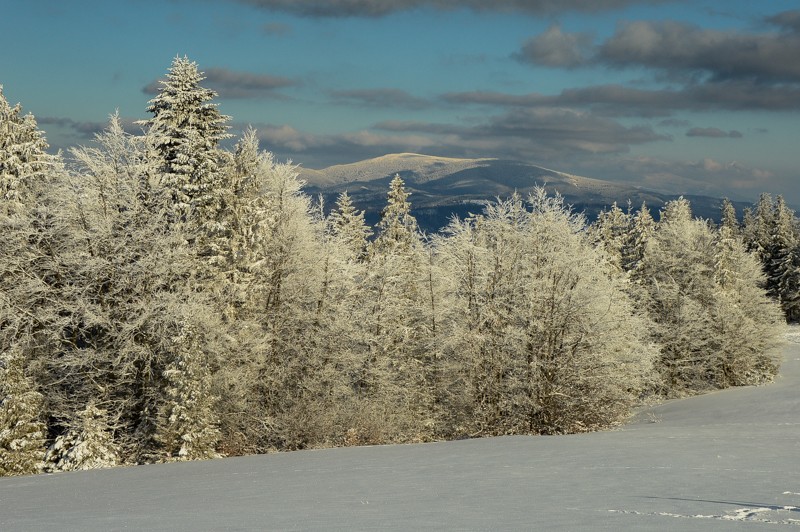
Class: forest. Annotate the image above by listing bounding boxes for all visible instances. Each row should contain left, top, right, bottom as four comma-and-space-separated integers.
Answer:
1, 57, 798, 476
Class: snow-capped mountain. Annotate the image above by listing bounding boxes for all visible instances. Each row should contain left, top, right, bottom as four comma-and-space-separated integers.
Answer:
300, 153, 742, 232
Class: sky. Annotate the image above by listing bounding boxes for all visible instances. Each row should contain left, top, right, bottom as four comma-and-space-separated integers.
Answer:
1, 0, 799, 204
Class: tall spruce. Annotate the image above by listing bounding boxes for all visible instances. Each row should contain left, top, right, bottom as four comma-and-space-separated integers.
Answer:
139, 56, 231, 242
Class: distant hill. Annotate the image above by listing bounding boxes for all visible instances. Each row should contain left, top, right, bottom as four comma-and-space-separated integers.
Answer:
300, 153, 750, 233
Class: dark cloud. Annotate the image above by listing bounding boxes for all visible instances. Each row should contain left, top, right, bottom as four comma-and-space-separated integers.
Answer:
766, 10, 800, 33
329, 88, 431, 110
596, 20, 800, 83
686, 127, 742, 138
443, 80, 800, 115
376, 107, 669, 157
38, 116, 107, 138
514, 25, 593, 67
515, 15, 800, 86
143, 67, 298, 99
233, 0, 672, 18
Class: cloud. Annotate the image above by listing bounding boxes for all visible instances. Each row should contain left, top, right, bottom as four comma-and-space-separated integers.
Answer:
514, 24, 593, 67
376, 107, 669, 157
232, 0, 673, 18
514, 15, 800, 88
329, 88, 431, 109
686, 127, 743, 138
38, 116, 107, 138
443, 80, 800, 115
232, 105, 669, 169
596, 20, 800, 83
143, 67, 298, 99
766, 10, 800, 33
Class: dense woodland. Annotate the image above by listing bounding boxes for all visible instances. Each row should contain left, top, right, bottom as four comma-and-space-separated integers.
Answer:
1, 57, 797, 476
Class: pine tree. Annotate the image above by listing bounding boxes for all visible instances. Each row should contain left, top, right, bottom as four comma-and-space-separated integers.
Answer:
624, 202, 655, 273
43, 401, 119, 472
637, 197, 783, 393
0, 348, 46, 476
777, 244, 800, 322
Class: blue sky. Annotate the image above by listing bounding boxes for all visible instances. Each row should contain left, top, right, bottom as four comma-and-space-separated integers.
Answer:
2, 0, 799, 203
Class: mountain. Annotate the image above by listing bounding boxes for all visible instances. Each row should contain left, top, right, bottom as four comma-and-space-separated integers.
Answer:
300, 153, 748, 233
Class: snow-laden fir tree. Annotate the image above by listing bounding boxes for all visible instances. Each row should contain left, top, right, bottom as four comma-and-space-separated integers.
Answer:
720, 198, 739, 234
43, 401, 119, 472
371, 174, 419, 255
623, 202, 655, 273
636, 197, 783, 393
138, 56, 231, 244
0, 85, 53, 210
589, 201, 631, 271
356, 174, 439, 441
328, 191, 372, 261
0, 347, 46, 476
157, 320, 220, 461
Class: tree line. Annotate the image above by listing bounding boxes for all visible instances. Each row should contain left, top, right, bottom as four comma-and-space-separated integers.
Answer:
0, 57, 794, 476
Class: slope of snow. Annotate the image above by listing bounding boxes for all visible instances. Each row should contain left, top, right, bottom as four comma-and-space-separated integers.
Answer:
1, 329, 798, 530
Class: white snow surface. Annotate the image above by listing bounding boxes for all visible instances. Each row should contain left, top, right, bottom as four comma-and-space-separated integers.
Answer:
1, 328, 799, 530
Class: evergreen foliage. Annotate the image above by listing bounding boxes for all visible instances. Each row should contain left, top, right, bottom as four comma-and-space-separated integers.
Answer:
0, 348, 46, 476
43, 401, 118, 472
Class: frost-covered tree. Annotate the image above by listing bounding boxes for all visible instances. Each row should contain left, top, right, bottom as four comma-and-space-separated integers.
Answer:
0, 85, 53, 210
589, 202, 631, 272
720, 198, 739, 234
742, 193, 800, 321
328, 191, 372, 261
138, 56, 231, 245
436, 190, 656, 435
371, 174, 419, 255
156, 321, 220, 461
636, 197, 783, 393
353, 175, 440, 441
0, 348, 46, 476
43, 401, 118, 472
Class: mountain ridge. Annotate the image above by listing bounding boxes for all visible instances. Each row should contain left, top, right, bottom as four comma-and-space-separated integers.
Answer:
299, 153, 750, 232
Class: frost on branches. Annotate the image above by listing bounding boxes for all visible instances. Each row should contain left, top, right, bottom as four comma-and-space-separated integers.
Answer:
44, 401, 119, 472
0, 85, 52, 209
139, 56, 230, 228
157, 321, 220, 461
0, 348, 46, 476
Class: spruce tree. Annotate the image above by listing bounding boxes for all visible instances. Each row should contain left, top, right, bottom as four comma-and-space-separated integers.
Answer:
372, 174, 420, 254
139, 56, 231, 236
157, 321, 220, 461
0, 85, 52, 210
328, 191, 372, 261
720, 198, 739, 234
43, 401, 119, 472
0, 348, 46, 476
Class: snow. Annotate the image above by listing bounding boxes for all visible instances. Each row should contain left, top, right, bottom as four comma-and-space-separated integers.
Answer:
1, 330, 799, 530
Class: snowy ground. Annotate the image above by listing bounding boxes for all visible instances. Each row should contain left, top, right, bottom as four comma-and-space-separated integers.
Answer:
2, 330, 799, 531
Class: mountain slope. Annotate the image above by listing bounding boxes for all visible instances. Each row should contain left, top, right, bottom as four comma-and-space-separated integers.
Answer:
300, 153, 745, 232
